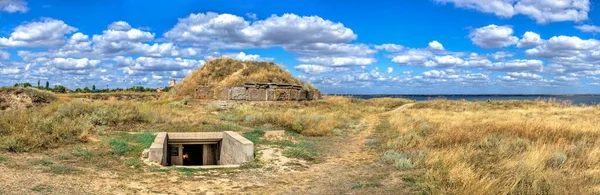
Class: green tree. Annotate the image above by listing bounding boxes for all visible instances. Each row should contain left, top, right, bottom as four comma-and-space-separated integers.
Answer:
37, 80, 40, 88
92, 85, 96, 92
45, 81, 50, 90
53, 85, 67, 93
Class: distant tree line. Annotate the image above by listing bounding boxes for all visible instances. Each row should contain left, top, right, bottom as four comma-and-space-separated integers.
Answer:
13, 80, 172, 93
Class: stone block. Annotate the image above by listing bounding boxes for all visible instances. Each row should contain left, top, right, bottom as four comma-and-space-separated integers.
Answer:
230, 87, 247, 100
290, 90, 299, 101
275, 89, 291, 101
266, 89, 276, 101
195, 86, 213, 99
220, 131, 254, 165
148, 132, 168, 165
247, 88, 266, 101
298, 90, 307, 101
215, 88, 229, 100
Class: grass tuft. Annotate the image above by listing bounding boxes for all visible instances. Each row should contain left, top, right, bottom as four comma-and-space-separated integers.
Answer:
49, 165, 78, 174
173, 167, 197, 176
31, 184, 53, 193
30, 159, 53, 166
381, 150, 414, 170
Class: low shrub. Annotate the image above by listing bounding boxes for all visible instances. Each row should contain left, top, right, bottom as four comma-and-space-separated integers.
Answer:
381, 150, 414, 170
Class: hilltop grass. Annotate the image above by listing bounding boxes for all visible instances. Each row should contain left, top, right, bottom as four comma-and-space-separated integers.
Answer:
377, 100, 600, 194
175, 58, 315, 97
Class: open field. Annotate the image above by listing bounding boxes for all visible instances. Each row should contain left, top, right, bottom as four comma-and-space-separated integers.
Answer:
374, 99, 600, 194
1, 90, 599, 194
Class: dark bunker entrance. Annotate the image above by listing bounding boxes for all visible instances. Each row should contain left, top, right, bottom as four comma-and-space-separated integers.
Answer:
182, 144, 203, 166
168, 142, 220, 166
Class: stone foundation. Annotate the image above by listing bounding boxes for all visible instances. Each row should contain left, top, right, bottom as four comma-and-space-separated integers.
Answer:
193, 83, 322, 101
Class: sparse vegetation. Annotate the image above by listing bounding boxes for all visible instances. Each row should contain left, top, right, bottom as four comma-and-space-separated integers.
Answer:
30, 159, 54, 166
49, 165, 78, 174
31, 184, 53, 193
282, 141, 317, 161
174, 167, 198, 176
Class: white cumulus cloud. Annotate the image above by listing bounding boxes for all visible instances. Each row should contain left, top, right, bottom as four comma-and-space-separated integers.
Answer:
0, 18, 77, 48
469, 24, 518, 48
435, 0, 590, 23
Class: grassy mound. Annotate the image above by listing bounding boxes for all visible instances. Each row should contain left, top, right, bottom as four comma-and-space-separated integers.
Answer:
0, 87, 56, 111
176, 58, 315, 97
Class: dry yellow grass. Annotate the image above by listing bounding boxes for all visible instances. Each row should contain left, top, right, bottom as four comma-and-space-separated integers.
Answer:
175, 58, 313, 97
379, 100, 600, 194
225, 96, 414, 136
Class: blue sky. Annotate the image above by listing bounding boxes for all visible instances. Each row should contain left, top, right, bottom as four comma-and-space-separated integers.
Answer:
1, 0, 600, 94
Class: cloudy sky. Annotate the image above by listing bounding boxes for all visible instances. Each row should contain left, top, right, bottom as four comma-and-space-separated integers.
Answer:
1, 0, 600, 94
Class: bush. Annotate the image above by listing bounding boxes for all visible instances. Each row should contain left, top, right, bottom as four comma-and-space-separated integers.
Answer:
547, 151, 568, 168
381, 150, 414, 170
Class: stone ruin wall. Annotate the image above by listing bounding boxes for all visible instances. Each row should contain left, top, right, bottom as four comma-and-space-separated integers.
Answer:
193, 83, 321, 101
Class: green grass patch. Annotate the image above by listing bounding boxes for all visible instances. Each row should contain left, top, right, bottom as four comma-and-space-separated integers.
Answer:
352, 181, 383, 189
105, 132, 156, 157
0, 155, 6, 163
71, 146, 93, 160
282, 141, 317, 161
381, 150, 414, 170
126, 159, 142, 169
243, 129, 265, 143
31, 184, 53, 193
49, 165, 78, 174
174, 167, 197, 176
108, 139, 129, 155
30, 159, 53, 166
58, 154, 74, 160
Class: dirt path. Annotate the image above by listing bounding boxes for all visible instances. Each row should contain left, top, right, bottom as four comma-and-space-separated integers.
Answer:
248, 103, 417, 194
388, 103, 416, 113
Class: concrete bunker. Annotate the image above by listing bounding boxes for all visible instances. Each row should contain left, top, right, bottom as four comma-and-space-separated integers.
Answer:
148, 131, 253, 167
